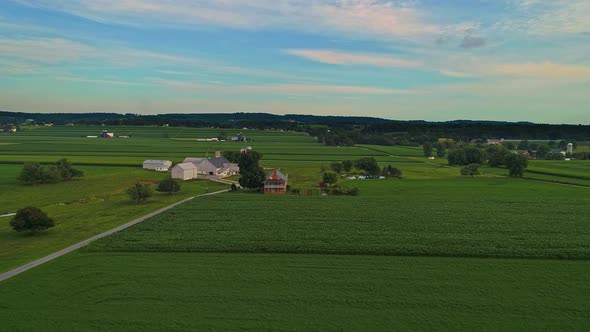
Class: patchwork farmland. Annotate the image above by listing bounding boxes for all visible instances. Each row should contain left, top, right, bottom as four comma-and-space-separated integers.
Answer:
1, 126, 589, 330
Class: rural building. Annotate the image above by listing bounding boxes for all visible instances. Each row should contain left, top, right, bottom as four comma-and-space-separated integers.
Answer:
171, 163, 198, 181
231, 133, 247, 142
143, 160, 172, 171
183, 151, 239, 177
567, 143, 574, 154
100, 130, 114, 138
550, 148, 566, 156
264, 169, 288, 194
487, 139, 503, 145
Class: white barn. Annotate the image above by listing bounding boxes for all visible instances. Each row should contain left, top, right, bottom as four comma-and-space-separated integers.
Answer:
143, 160, 172, 171
171, 163, 198, 181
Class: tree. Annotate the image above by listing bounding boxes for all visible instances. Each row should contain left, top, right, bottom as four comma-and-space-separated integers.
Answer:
17, 163, 60, 184
517, 140, 529, 151
17, 163, 44, 185
382, 165, 402, 178
460, 164, 480, 177
423, 142, 433, 157
505, 154, 528, 177
536, 145, 550, 159
342, 160, 353, 173
10, 207, 54, 233
156, 177, 181, 195
448, 146, 486, 166
435, 143, 446, 158
558, 140, 568, 149
330, 162, 343, 174
322, 172, 338, 185
126, 183, 153, 204
56, 158, 84, 181
502, 141, 516, 150
239, 166, 266, 189
237, 150, 266, 189
486, 145, 510, 167
354, 158, 381, 175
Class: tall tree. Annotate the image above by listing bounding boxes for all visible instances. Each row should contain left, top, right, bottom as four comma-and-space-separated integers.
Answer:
237, 150, 265, 189
505, 154, 528, 177
322, 172, 338, 185
423, 142, 433, 157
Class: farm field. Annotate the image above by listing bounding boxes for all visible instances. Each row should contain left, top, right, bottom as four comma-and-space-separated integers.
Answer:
1, 125, 590, 330
90, 179, 590, 259
481, 160, 590, 187
0, 164, 226, 273
1, 253, 588, 331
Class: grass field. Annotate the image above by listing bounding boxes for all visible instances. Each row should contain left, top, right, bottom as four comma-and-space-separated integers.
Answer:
0, 164, 226, 273
1, 253, 588, 331
1, 126, 590, 330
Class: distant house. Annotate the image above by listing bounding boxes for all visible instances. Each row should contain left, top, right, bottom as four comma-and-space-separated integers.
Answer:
487, 139, 503, 145
100, 130, 114, 138
264, 169, 288, 194
171, 163, 198, 181
516, 150, 530, 158
231, 133, 247, 142
143, 160, 172, 172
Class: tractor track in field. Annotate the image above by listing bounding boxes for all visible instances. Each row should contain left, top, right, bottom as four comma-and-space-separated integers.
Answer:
0, 189, 229, 283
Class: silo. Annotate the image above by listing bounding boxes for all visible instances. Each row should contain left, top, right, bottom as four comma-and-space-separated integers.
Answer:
567, 143, 574, 154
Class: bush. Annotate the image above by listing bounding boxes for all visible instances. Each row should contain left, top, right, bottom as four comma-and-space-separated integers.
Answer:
10, 207, 55, 233
328, 186, 360, 196
156, 177, 181, 195
127, 183, 153, 204
322, 172, 338, 185
460, 164, 480, 177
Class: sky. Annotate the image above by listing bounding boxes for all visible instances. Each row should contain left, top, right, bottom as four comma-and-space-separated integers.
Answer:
1, 1, 589, 124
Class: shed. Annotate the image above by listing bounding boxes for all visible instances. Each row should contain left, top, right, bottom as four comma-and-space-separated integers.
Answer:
171, 163, 198, 181
143, 160, 172, 171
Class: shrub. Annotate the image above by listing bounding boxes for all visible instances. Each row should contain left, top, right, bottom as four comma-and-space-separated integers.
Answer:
10, 207, 54, 233
156, 177, 181, 195
127, 183, 153, 204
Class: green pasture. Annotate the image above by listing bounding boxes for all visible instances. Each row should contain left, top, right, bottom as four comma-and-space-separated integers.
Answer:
0, 165, 226, 273
89, 179, 590, 260
1, 253, 588, 331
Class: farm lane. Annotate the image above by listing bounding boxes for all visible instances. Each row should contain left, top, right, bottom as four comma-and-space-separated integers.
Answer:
0, 189, 230, 283
0, 213, 16, 218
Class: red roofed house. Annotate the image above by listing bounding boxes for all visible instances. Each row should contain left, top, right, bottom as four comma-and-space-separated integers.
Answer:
264, 169, 288, 194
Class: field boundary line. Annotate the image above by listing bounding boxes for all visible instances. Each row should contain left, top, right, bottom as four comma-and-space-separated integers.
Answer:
0, 189, 229, 283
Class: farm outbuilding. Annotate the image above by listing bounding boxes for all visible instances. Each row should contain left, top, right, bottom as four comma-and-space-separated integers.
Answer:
171, 163, 198, 181
143, 160, 172, 171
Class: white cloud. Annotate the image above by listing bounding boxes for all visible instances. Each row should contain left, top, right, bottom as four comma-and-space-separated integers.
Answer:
286, 49, 421, 68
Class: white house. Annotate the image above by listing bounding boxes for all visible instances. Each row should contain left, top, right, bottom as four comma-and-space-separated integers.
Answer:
171, 163, 198, 181
143, 160, 172, 171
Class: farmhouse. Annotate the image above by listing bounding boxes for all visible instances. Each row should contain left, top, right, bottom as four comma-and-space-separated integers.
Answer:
143, 160, 172, 171
100, 130, 114, 138
183, 151, 239, 177
171, 163, 198, 181
264, 169, 288, 194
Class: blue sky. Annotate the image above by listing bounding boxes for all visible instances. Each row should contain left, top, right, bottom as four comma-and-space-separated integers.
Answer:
1, 0, 589, 123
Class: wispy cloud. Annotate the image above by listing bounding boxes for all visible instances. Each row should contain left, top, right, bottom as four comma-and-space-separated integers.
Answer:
11, 0, 469, 40
152, 78, 411, 95
286, 49, 421, 68
493, 62, 590, 79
